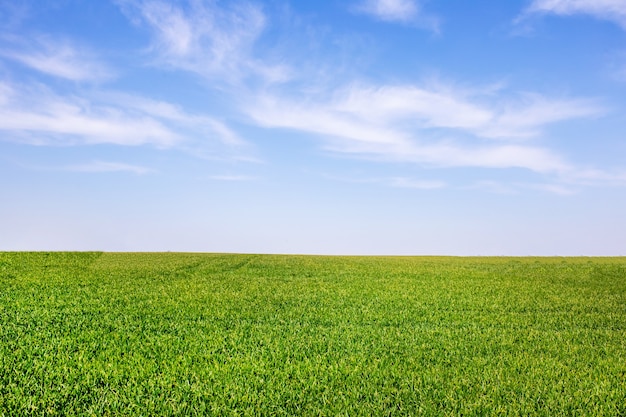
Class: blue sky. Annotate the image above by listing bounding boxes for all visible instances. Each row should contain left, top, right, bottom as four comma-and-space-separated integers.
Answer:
1, 0, 625, 255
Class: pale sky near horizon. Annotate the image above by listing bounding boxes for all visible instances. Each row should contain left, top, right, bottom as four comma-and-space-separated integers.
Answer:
1, 0, 625, 255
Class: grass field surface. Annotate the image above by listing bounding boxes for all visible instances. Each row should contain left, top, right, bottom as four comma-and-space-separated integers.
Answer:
1, 252, 625, 415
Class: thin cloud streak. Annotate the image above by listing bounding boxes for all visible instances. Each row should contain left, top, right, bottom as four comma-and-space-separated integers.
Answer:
388, 177, 446, 189
352, 0, 439, 30
334, 84, 602, 139
481, 93, 604, 139
561, 167, 626, 186
0, 82, 179, 147
0, 35, 113, 81
0, 82, 249, 156
523, 0, 626, 29
118, 1, 618, 188
354, 0, 419, 22
247, 83, 600, 174
98, 92, 247, 147
64, 161, 153, 174
118, 0, 290, 84
321, 172, 446, 190
208, 174, 258, 181
1, 0, 620, 194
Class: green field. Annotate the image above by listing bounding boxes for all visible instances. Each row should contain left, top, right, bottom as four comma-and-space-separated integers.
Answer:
1, 253, 625, 416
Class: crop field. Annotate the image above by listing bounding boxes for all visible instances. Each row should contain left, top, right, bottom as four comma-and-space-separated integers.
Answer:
0, 253, 625, 416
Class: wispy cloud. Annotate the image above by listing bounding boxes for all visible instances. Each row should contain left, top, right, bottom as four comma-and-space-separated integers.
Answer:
388, 177, 446, 189
561, 167, 626, 186
247, 82, 601, 174
0, 81, 248, 157
522, 182, 577, 195
355, 0, 419, 21
0, 2, 255, 165
118, 0, 290, 83
64, 161, 152, 174
257, 83, 601, 140
481, 93, 603, 139
522, 0, 626, 29
0, 82, 178, 147
208, 174, 258, 181
322, 172, 445, 190
98, 92, 246, 147
112, 0, 606, 179
113, 1, 616, 189
466, 181, 518, 195
0, 35, 113, 81
352, 0, 439, 30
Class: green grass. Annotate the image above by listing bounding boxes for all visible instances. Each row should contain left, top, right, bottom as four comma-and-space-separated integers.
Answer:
1, 252, 625, 416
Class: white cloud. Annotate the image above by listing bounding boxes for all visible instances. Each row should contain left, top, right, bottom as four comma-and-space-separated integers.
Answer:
355, 0, 419, 22
353, 0, 439, 30
111, 0, 610, 184
388, 177, 445, 189
119, 0, 290, 83
524, 0, 626, 29
250, 93, 409, 147
335, 84, 493, 131
0, 35, 113, 81
466, 181, 518, 195
138, 1, 194, 56
0, 82, 247, 154
208, 174, 258, 181
424, 143, 568, 172
0, 82, 178, 147
482, 93, 603, 139
323, 173, 446, 190
301, 84, 602, 140
98, 92, 246, 147
562, 167, 626, 186
247, 82, 601, 174
521, 182, 578, 195
64, 161, 152, 174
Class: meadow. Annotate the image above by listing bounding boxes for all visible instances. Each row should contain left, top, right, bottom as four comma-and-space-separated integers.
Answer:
0, 252, 625, 416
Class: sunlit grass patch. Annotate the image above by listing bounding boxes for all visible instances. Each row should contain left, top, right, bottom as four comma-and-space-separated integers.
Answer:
1, 253, 625, 415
